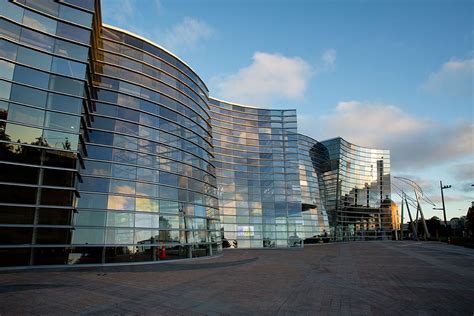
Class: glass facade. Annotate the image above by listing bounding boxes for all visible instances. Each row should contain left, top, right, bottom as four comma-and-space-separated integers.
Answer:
0, 0, 392, 267
315, 137, 392, 241
210, 98, 303, 248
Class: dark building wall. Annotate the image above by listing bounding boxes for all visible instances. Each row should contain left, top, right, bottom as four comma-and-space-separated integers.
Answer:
0, 0, 98, 266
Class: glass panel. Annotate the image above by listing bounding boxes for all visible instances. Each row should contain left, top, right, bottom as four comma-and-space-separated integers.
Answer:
16, 46, 52, 71
0, 40, 18, 60
23, 10, 57, 34
110, 179, 135, 195
44, 111, 80, 132
106, 229, 134, 244
107, 212, 134, 227
78, 176, 109, 193
5, 122, 42, 144
0, 60, 14, 80
54, 39, 89, 61
42, 129, 79, 150
3, 1, 24, 23
75, 210, 106, 226
10, 84, 48, 108
56, 22, 90, 44
7, 103, 44, 126
48, 74, 84, 96
82, 160, 111, 176
46, 92, 82, 114
107, 195, 135, 211
13, 65, 49, 89
111, 164, 136, 180
0, 19, 21, 41
23, 0, 59, 15
20, 28, 55, 52
51, 56, 86, 79
72, 228, 104, 244
59, 5, 92, 28
62, 0, 95, 11
77, 192, 108, 209
0, 80, 12, 99
135, 213, 159, 228
136, 197, 159, 212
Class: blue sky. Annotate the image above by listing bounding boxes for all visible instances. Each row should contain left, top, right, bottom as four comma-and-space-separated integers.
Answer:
101, 0, 473, 220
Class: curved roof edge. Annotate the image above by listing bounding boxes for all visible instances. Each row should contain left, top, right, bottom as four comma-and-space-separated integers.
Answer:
320, 136, 390, 152
209, 96, 296, 111
103, 24, 209, 92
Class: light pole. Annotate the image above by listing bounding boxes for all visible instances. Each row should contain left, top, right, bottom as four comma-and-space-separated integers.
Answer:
439, 181, 451, 226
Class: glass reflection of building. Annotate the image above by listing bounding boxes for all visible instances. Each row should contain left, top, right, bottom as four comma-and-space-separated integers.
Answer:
210, 98, 304, 248
0, 0, 393, 268
316, 137, 392, 241
297, 134, 330, 238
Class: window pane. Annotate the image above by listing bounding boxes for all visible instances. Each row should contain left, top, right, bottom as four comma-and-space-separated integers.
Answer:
45, 111, 80, 132
5, 122, 42, 144
43, 130, 78, 150
62, 0, 95, 11
0, 60, 15, 80
0, 40, 18, 60
7, 103, 44, 126
23, 10, 57, 34
59, 5, 92, 28
0, 80, 12, 99
110, 179, 135, 195
16, 46, 52, 71
135, 213, 159, 228
78, 176, 110, 193
13, 65, 49, 89
82, 160, 111, 176
46, 92, 82, 114
107, 195, 135, 211
56, 22, 90, 44
107, 212, 134, 227
72, 228, 104, 244
77, 192, 108, 209
136, 197, 159, 212
54, 39, 89, 61
20, 28, 54, 52
23, 0, 59, 16
0, 101, 8, 120
10, 84, 48, 108
51, 56, 86, 79
0, 19, 21, 41
75, 210, 106, 226
112, 164, 136, 180
3, 1, 24, 23
106, 229, 134, 244
48, 74, 84, 96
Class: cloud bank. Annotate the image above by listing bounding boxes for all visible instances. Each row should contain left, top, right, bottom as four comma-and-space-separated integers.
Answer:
214, 52, 312, 106
421, 57, 474, 97
304, 101, 473, 172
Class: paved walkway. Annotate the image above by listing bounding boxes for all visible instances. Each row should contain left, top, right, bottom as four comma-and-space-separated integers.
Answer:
0, 241, 473, 315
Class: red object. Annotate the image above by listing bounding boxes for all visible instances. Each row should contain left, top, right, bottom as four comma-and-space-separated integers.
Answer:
159, 246, 167, 259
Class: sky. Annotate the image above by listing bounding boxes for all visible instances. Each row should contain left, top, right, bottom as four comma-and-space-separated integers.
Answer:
101, 0, 473, 221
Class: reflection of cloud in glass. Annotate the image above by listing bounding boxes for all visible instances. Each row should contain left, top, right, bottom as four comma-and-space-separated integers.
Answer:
107, 195, 134, 210
136, 197, 159, 212
113, 185, 135, 195
5, 123, 42, 144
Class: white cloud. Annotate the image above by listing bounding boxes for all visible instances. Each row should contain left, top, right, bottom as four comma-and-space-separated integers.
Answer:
321, 49, 337, 70
163, 17, 214, 53
214, 52, 312, 106
448, 161, 474, 182
306, 100, 473, 172
421, 57, 474, 97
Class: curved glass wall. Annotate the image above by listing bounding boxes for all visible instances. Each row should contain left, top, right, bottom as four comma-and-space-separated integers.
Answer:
210, 98, 303, 248
74, 26, 221, 263
317, 137, 392, 241
297, 134, 330, 238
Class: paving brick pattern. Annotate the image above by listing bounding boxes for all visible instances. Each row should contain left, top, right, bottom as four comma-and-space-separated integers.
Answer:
0, 241, 473, 315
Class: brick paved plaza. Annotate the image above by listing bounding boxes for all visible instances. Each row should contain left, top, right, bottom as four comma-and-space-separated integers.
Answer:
0, 241, 473, 315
